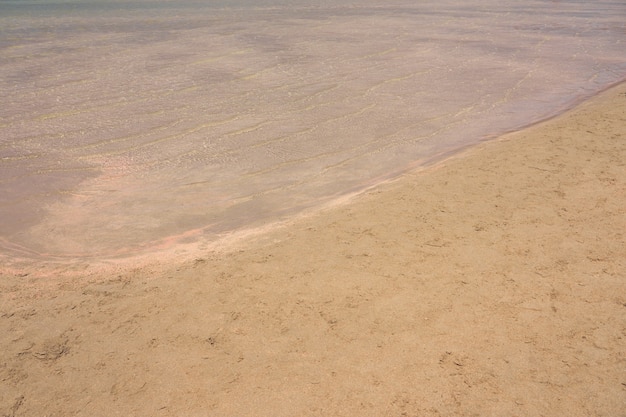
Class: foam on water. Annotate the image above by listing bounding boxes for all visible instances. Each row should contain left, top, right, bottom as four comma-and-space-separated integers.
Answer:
1, 0, 625, 260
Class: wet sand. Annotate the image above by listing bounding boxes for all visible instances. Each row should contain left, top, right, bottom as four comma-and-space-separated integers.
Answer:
1, 83, 625, 416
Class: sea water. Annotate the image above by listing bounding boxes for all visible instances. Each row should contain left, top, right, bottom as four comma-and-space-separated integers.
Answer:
1, 0, 624, 260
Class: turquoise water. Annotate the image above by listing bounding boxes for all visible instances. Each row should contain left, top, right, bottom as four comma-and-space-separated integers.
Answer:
1, 0, 625, 260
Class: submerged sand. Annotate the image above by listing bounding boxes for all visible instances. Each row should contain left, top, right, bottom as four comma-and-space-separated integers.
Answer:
3, 1, 625, 260
1, 83, 625, 416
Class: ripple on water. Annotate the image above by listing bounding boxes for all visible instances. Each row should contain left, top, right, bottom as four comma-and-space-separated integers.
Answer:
1, 0, 625, 260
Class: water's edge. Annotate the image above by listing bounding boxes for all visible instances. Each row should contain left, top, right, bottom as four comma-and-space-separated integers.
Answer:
1, 0, 624, 264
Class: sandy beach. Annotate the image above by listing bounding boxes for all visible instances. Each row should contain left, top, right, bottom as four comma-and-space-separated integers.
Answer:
1, 83, 625, 416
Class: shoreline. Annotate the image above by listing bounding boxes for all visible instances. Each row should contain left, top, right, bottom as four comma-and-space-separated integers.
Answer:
2, 80, 625, 280
1, 82, 625, 416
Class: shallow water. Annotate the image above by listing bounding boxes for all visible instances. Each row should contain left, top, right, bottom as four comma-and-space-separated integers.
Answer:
1, 0, 625, 260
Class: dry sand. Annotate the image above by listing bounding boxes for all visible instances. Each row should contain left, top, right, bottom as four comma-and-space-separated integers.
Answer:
1, 83, 625, 416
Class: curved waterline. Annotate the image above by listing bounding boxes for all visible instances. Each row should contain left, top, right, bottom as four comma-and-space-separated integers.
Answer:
1, 0, 625, 262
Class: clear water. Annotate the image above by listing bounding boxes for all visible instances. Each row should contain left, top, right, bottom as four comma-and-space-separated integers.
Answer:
1, 0, 625, 260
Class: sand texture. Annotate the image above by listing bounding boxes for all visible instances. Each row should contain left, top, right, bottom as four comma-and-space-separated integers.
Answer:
1, 83, 625, 416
